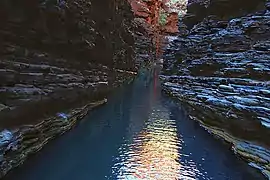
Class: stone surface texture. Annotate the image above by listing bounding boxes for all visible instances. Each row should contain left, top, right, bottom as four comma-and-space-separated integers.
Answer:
161, 0, 270, 177
0, 0, 154, 177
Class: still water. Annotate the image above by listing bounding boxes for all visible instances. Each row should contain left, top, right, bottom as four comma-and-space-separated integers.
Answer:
4, 68, 265, 180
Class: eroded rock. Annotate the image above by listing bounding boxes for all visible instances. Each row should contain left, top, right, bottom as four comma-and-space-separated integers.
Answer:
161, 0, 270, 178
0, 0, 153, 177
0, 99, 107, 178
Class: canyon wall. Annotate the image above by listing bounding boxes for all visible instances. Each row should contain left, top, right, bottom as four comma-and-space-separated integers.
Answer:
0, 0, 154, 177
162, 0, 270, 177
0, 0, 140, 129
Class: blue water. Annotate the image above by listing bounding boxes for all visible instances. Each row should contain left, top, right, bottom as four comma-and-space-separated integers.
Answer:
4, 68, 265, 180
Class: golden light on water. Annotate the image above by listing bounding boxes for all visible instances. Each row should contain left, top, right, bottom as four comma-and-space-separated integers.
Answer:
113, 106, 198, 180
128, 119, 180, 179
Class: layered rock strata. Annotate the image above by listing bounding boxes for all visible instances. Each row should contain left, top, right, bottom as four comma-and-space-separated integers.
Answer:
0, 99, 106, 177
161, 0, 270, 178
0, 0, 151, 177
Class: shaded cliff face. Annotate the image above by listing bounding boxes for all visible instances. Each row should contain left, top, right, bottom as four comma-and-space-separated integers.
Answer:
0, 0, 137, 69
0, 0, 155, 177
0, 0, 141, 128
184, 0, 266, 28
161, 0, 270, 177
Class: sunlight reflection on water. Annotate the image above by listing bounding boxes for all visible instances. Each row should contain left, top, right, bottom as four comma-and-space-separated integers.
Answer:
3, 66, 265, 180
111, 103, 202, 180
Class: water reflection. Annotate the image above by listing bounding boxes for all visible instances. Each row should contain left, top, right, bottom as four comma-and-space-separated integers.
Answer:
112, 67, 199, 180
3, 66, 265, 180
114, 117, 181, 179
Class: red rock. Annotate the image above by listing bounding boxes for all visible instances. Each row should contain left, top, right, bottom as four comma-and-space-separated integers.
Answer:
129, 0, 150, 18
128, 0, 180, 58
164, 12, 179, 33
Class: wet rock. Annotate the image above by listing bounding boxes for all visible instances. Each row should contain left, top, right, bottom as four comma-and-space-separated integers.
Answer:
0, 99, 107, 178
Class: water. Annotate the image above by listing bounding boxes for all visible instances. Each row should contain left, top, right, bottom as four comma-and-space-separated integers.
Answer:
3, 68, 265, 180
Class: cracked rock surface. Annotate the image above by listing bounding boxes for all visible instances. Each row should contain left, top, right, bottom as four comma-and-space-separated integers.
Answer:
161, 0, 270, 177
0, 0, 154, 177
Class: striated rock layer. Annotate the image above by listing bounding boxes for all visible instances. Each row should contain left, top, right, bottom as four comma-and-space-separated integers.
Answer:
0, 0, 155, 177
0, 0, 141, 126
0, 99, 107, 177
184, 0, 266, 28
161, 0, 270, 178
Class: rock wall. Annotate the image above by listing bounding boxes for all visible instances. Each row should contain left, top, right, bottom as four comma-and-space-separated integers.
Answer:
0, 0, 136, 68
184, 0, 266, 28
161, 0, 270, 178
128, 0, 181, 34
0, 99, 107, 177
0, 0, 140, 128
0, 0, 153, 177
128, 0, 190, 65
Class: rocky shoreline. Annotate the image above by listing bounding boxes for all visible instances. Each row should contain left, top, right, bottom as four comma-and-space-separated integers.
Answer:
0, 99, 107, 178
161, 0, 270, 178
0, 0, 155, 177
1, 0, 270, 178
163, 84, 270, 178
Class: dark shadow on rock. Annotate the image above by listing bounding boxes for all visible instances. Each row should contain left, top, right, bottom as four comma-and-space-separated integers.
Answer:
184, 0, 266, 28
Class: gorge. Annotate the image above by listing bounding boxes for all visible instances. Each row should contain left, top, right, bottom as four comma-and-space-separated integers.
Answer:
0, 0, 269, 179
